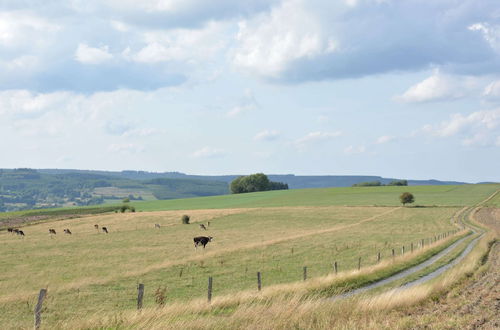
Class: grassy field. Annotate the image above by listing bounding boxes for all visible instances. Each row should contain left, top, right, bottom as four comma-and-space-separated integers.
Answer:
131, 184, 499, 211
0, 184, 497, 329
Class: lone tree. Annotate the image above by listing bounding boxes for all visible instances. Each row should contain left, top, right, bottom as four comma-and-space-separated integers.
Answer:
400, 192, 415, 206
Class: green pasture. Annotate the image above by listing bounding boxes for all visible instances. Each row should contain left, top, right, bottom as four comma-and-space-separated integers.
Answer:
132, 184, 499, 211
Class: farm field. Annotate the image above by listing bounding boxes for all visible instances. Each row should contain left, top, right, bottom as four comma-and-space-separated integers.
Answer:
0, 184, 497, 329
132, 184, 499, 211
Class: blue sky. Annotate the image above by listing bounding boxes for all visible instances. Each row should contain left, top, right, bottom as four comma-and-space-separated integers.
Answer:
0, 0, 499, 182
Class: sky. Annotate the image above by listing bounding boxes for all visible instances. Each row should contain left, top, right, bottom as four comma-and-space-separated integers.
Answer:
0, 0, 499, 183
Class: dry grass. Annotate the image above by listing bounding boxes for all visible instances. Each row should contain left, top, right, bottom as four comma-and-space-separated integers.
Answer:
48, 193, 500, 330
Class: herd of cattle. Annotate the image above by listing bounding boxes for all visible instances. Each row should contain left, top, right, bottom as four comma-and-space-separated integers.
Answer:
6, 221, 214, 249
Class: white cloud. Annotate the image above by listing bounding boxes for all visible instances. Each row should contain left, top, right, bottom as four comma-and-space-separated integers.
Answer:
294, 131, 341, 150
254, 130, 280, 141
226, 89, 259, 117
122, 128, 162, 137
396, 72, 479, 103
422, 109, 500, 146
0, 90, 76, 117
132, 22, 228, 63
191, 146, 226, 158
344, 145, 366, 154
108, 143, 145, 153
483, 80, 500, 102
232, 0, 336, 78
375, 135, 394, 144
468, 22, 500, 53
232, 0, 500, 82
110, 20, 129, 32
0, 11, 59, 48
75, 43, 113, 64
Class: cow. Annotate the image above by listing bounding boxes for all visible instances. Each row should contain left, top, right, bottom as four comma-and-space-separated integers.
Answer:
154, 224, 161, 229
49, 229, 56, 235
64, 229, 72, 235
199, 224, 207, 230
94, 224, 99, 230
12, 229, 19, 234
193, 236, 213, 249
102, 227, 108, 234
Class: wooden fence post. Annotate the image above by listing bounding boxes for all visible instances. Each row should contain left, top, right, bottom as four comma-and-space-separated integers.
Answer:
402, 246, 405, 255
303, 266, 307, 281
358, 257, 361, 271
137, 284, 144, 310
257, 272, 262, 291
377, 252, 381, 263
208, 277, 213, 303
411, 242, 414, 253
392, 248, 395, 260
34, 288, 47, 330
334, 261, 338, 275
421, 239, 424, 248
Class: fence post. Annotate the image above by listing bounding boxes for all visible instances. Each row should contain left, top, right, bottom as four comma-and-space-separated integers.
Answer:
358, 257, 361, 271
377, 252, 381, 263
421, 239, 424, 248
392, 248, 395, 260
411, 242, 413, 253
334, 261, 338, 275
208, 277, 213, 303
137, 284, 144, 310
303, 266, 307, 281
402, 246, 405, 255
257, 272, 262, 291
34, 288, 47, 330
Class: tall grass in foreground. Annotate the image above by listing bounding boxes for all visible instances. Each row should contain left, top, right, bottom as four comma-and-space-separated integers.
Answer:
53, 229, 474, 329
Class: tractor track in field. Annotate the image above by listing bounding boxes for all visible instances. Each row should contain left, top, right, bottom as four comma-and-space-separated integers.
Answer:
332, 190, 499, 301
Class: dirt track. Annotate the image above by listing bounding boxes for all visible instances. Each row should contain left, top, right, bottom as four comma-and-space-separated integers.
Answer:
393, 207, 499, 329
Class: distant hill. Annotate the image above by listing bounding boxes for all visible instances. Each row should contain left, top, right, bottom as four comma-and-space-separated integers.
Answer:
1, 168, 470, 212
37, 170, 469, 188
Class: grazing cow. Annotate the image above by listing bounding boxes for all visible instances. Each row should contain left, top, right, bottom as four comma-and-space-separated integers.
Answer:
102, 227, 108, 234
193, 236, 213, 249
155, 224, 161, 229
17, 230, 25, 236
7, 228, 13, 233
49, 229, 56, 235
94, 224, 99, 230
199, 224, 207, 230
64, 229, 72, 235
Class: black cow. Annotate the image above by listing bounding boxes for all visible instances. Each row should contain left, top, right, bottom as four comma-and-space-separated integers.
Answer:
193, 236, 213, 249
64, 229, 72, 235
49, 229, 56, 235
102, 227, 108, 234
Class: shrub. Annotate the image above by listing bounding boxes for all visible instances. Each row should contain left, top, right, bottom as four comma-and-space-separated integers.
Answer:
154, 286, 167, 306
181, 214, 190, 224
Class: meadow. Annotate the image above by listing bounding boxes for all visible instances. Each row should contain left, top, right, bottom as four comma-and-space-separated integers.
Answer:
0, 184, 497, 329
